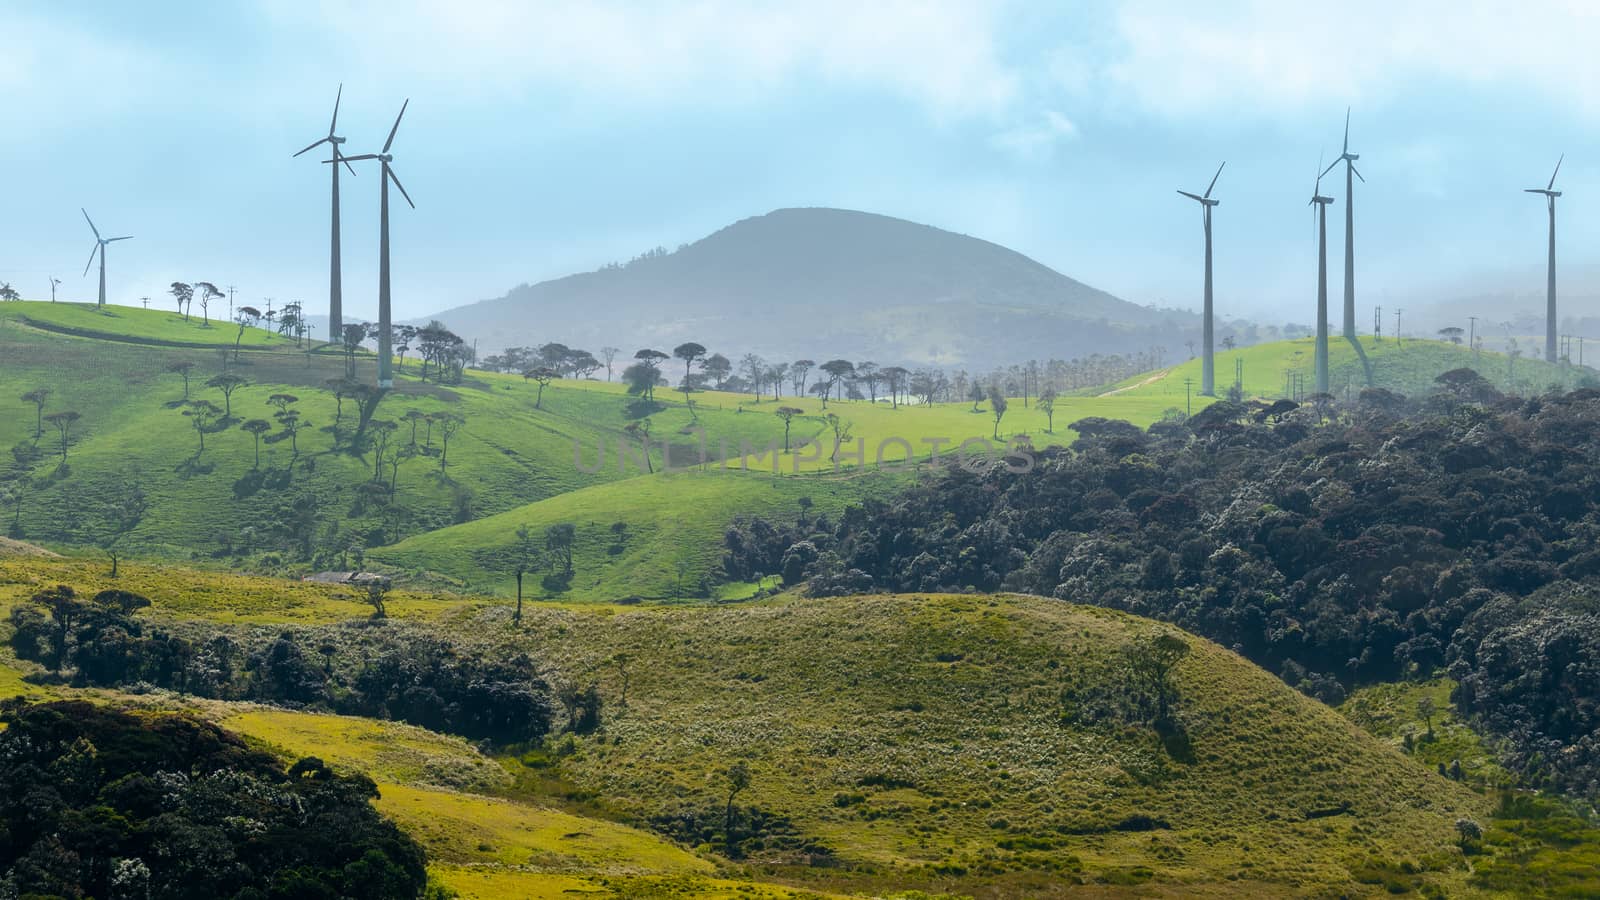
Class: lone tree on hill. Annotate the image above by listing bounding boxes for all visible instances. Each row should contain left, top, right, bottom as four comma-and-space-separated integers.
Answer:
774, 406, 804, 451
525, 366, 558, 408
511, 524, 540, 623
233, 306, 261, 361
276, 409, 310, 459
164, 361, 196, 401
240, 419, 272, 468
724, 762, 752, 858
1127, 632, 1190, 721
181, 400, 222, 456
545, 522, 576, 576
599, 346, 620, 381
195, 281, 223, 325
43, 410, 81, 460
20, 388, 50, 440
98, 484, 147, 577
169, 282, 193, 320
206, 372, 248, 418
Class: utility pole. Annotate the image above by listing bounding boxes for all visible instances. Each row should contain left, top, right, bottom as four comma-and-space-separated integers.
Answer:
227, 285, 236, 321
1468, 316, 1478, 358
1374, 306, 1382, 341
1235, 357, 1243, 397
140, 296, 149, 309
1183, 376, 1194, 416
1394, 308, 1403, 347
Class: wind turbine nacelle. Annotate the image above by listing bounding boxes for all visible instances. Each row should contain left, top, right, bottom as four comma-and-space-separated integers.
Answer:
1345, 153, 1360, 161
331, 136, 346, 144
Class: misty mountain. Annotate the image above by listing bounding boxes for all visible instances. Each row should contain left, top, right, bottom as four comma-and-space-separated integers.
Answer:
421, 207, 1204, 369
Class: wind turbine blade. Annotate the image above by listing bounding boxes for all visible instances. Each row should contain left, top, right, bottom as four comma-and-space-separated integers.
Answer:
338, 148, 358, 177
81, 208, 101, 240
292, 136, 331, 157
387, 166, 415, 208
331, 153, 379, 163
1525, 188, 1546, 194
329, 83, 343, 135
1350, 164, 1365, 183
1320, 158, 1341, 178
1549, 153, 1563, 190
1204, 161, 1225, 198
1176, 190, 1204, 202
1343, 107, 1350, 155
82, 243, 99, 277
383, 99, 409, 154
107, 236, 133, 242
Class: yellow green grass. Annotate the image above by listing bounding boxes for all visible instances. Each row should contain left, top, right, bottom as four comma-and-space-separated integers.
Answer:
1094, 334, 1583, 403
1, 300, 299, 348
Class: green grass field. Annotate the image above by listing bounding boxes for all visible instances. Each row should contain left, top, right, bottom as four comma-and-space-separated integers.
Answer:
1092, 334, 1585, 403
1, 300, 302, 348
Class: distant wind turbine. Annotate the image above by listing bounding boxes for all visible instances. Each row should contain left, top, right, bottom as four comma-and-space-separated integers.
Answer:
49, 276, 61, 303
80, 209, 132, 308
294, 84, 357, 343
1310, 154, 1335, 395
1178, 161, 1224, 396
1525, 154, 1563, 363
1321, 109, 1364, 340
337, 100, 414, 388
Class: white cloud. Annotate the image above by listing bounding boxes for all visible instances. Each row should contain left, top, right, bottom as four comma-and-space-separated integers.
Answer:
264, 0, 1019, 119
989, 110, 1078, 160
1095, 0, 1600, 121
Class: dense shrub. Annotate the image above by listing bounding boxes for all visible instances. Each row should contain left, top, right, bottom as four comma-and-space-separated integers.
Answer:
0, 700, 428, 899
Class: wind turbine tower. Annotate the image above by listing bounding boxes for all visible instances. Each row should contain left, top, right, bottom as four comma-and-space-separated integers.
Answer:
338, 100, 414, 388
1525, 155, 1563, 363
1178, 162, 1225, 396
293, 85, 357, 344
80, 209, 132, 308
1310, 157, 1335, 395
1322, 110, 1365, 340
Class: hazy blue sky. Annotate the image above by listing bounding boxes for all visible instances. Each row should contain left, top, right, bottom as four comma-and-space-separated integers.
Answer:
4, 1, 1600, 328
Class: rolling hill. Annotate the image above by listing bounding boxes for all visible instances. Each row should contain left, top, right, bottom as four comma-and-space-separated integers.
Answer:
424, 207, 1200, 368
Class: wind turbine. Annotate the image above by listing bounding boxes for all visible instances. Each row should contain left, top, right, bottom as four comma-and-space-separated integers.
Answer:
80, 209, 132, 308
1178, 161, 1224, 396
1525, 155, 1563, 363
1310, 154, 1335, 395
1321, 109, 1364, 340
293, 84, 357, 344
337, 100, 414, 388
49, 276, 61, 303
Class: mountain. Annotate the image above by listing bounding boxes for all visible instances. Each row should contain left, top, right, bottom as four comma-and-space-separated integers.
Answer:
424, 207, 1199, 368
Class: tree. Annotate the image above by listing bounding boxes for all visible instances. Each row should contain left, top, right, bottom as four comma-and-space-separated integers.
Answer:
195, 281, 223, 326
824, 412, 853, 463
599, 346, 620, 381
819, 360, 854, 403
0, 283, 18, 301
241, 419, 272, 468
169, 282, 194, 320
206, 372, 248, 418
968, 379, 986, 411
724, 761, 752, 858
366, 419, 399, 484
182, 400, 222, 456
276, 409, 310, 459
510, 524, 541, 623
545, 522, 576, 576
740, 354, 767, 402
28, 585, 88, 671
1222, 335, 1237, 352
775, 406, 804, 451
43, 410, 80, 460
435, 413, 464, 472
632, 349, 670, 400
790, 360, 815, 396
1418, 695, 1437, 740
767, 362, 789, 401
233, 306, 261, 361
524, 366, 558, 408
98, 485, 147, 577
401, 409, 426, 447
341, 322, 369, 378
808, 380, 830, 408
20, 388, 50, 440
881, 366, 908, 409
1126, 632, 1190, 721
1038, 386, 1058, 432
673, 342, 707, 382
701, 353, 732, 390
393, 324, 417, 370
856, 361, 881, 403
358, 574, 392, 619
165, 361, 197, 401
622, 419, 653, 473
1438, 326, 1465, 345
621, 362, 660, 401
988, 384, 1008, 438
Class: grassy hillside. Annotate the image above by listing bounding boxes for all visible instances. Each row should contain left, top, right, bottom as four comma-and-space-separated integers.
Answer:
475, 593, 1486, 897
1, 300, 301, 348
1093, 334, 1586, 402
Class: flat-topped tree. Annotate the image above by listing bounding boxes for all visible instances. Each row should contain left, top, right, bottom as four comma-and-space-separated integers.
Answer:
42, 410, 80, 460
19, 388, 50, 440
673, 342, 706, 381
240, 419, 272, 468
774, 406, 804, 451
205, 373, 248, 418
181, 400, 222, 456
